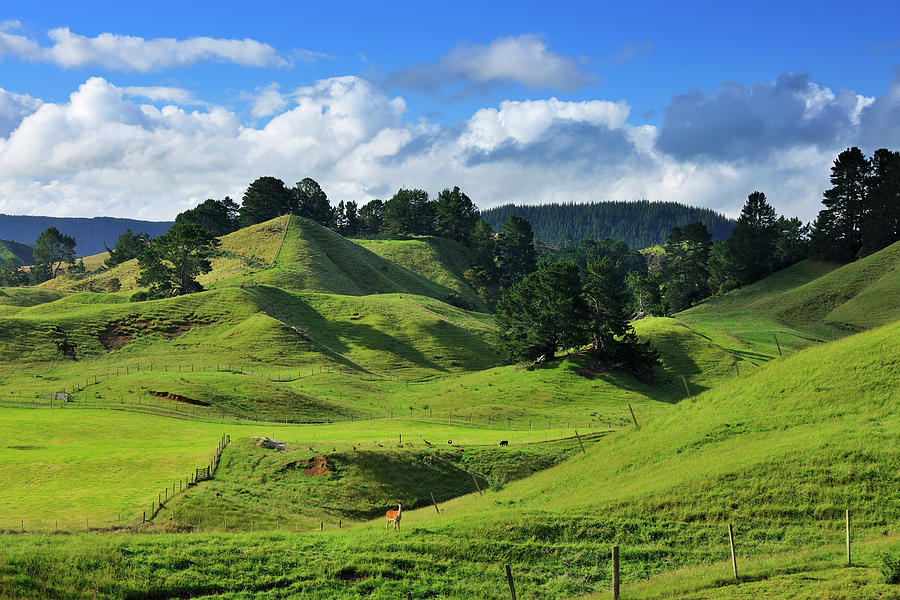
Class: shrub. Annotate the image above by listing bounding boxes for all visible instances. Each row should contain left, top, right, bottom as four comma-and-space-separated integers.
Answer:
130, 291, 149, 303
486, 473, 507, 492
719, 279, 739, 295
877, 552, 900, 584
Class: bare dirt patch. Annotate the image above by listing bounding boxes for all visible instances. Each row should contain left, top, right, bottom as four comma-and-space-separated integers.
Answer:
149, 390, 210, 406
98, 320, 151, 351
99, 318, 211, 351
303, 454, 329, 476
281, 454, 330, 476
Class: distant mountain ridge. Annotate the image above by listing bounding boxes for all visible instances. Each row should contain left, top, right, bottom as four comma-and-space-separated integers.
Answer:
481, 201, 735, 248
0, 215, 173, 261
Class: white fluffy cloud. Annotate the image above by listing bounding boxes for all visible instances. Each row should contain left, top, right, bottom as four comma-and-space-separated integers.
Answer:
0, 73, 896, 223
385, 34, 594, 92
0, 25, 286, 71
0, 87, 42, 138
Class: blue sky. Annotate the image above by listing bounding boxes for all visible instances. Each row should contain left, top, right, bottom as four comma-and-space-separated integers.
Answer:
1, 0, 899, 222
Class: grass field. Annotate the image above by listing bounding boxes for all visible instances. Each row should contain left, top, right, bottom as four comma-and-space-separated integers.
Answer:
0, 318, 897, 598
0, 408, 593, 533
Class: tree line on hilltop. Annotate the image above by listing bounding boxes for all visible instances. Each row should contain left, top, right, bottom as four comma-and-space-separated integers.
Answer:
481, 201, 736, 249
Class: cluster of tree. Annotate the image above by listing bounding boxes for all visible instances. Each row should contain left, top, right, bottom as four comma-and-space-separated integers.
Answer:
481, 201, 735, 248
495, 258, 658, 378
810, 146, 900, 260
180, 176, 487, 244
628, 192, 812, 314
134, 223, 219, 299
0, 227, 79, 286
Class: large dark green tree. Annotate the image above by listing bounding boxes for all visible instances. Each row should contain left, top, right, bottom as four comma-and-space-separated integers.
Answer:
772, 216, 810, 271
382, 188, 433, 236
33, 227, 76, 280
239, 177, 294, 226
727, 191, 777, 285
495, 214, 537, 287
434, 186, 479, 244
175, 197, 239, 236
357, 199, 384, 234
812, 147, 869, 260
584, 256, 658, 378
137, 222, 220, 298
706, 239, 737, 294
494, 262, 586, 362
334, 200, 360, 236
293, 178, 334, 227
0, 258, 25, 286
104, 229, 150, 268
861, 148, 900, 257
462, 219, 500, 306
663, 222, 712, 311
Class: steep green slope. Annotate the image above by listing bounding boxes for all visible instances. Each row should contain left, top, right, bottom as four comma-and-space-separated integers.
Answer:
750, 240, 900, 328
353, 237, 486, 310
0, 285, 501, 419
261, 216, 481, 308
676, 243, 900, 372
682, 259, 841, 315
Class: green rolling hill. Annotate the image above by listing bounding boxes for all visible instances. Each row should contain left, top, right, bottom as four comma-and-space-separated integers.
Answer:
0, 213, 898, 600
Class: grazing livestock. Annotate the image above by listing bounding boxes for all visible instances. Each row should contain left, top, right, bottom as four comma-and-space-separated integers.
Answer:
499, 440, 509, 446
385, 502, 403, 531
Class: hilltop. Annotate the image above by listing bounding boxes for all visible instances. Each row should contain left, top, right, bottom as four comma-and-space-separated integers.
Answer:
38, 215, 487, 310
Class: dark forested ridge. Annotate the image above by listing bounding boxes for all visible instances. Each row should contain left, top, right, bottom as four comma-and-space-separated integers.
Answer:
0, 215, 173, 260
481, 201, 735, 248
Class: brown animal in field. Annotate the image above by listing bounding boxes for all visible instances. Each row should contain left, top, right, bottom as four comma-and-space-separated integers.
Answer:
385, 502, 403, 531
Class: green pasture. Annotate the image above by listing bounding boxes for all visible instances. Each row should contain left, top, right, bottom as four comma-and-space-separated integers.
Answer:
0, 407, 589, 532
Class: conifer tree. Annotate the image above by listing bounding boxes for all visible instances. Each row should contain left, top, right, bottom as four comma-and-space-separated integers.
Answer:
495, 214, 537, 287
861, 148, 900, 256
727, 191, 777, 284
812, 147, 870, 260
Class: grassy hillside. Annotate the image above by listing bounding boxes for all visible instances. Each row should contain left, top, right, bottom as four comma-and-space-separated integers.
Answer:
353, 237, 486, 310
685, 241, 900, 332
37, 216, 486, 312
0, 320, 896, 599
751, 240, 900, 329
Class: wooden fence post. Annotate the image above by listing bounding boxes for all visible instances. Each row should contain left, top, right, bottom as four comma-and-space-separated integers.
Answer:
846, 509, 851, 566
472, 474, 483, 495
628, 403, 639, 428
574, 430, 586, 454
505, 564, 517, 600
430, 491, 440, 514
773, 333, 783, 357
680, 375, 691, 398
732, 354, 740, 376
612, 545, 620, 600
728, 523, 738, 579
